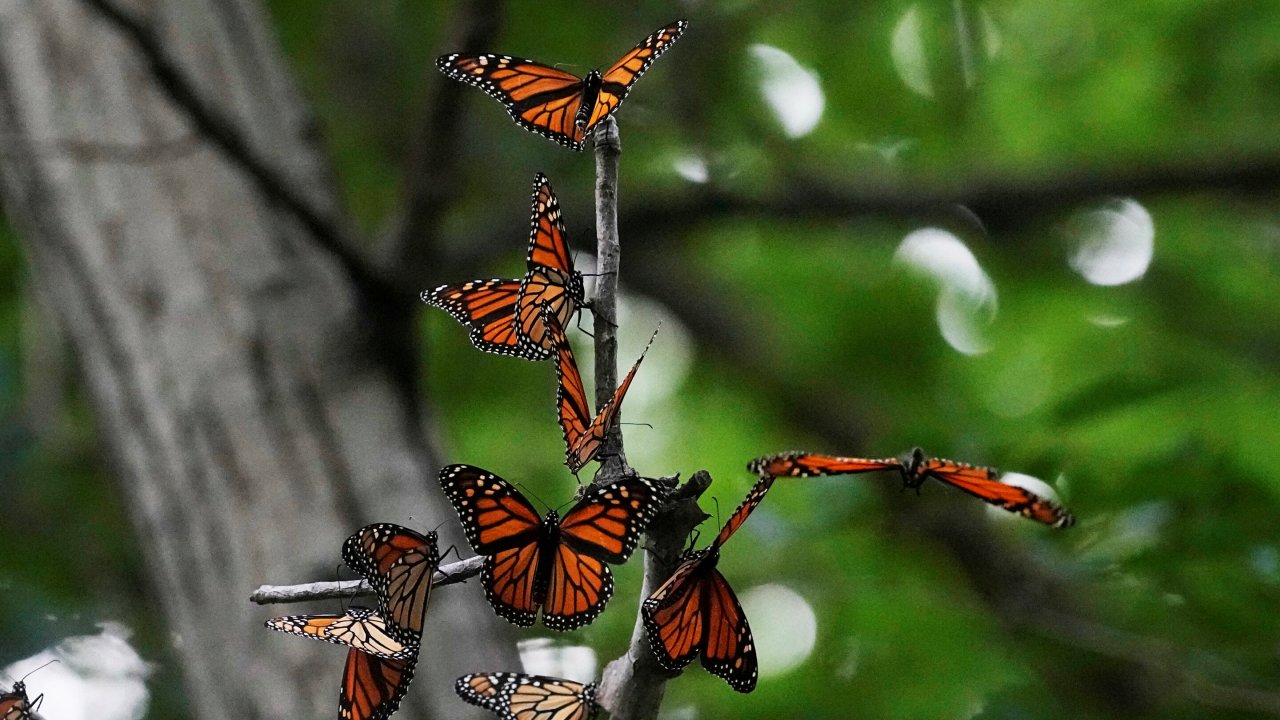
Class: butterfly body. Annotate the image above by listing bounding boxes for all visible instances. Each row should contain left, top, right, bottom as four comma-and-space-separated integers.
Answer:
441, 464, 664, 630
438, 21, 688, 150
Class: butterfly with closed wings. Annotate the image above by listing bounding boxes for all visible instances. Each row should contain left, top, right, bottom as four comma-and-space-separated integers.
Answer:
455, 672, 599, 720
422, 173, 585, 361
438, 20, 688, 150
641, 476, 772, 693
544, 313, 660, 473
440, 464, 665, 630
342, 523, 442, 644
749, 448, 1075, 528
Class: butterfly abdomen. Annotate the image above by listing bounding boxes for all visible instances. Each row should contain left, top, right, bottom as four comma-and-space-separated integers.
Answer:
532, 511, 562, 605
575, 71, 603, 130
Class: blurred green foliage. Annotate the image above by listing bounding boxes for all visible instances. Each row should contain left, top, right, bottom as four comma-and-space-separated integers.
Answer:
4, 1, 1280, 718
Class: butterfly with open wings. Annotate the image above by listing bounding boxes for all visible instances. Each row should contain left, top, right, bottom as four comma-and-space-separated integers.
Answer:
749, 448, 1075, 528
441, 464, 665, 630
438, 21, 688, 150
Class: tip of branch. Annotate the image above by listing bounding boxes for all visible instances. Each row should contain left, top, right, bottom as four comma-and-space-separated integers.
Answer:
592, 116, 621, 155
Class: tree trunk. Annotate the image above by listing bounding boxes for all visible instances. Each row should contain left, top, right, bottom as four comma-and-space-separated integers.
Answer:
0, 1, 516, 717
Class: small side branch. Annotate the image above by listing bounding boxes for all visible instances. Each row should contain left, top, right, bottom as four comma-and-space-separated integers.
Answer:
249, 555, 484, 605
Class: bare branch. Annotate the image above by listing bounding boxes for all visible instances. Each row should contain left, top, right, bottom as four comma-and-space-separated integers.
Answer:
590, 117, 627, 480
619, 153, 1280, 241
78, 0, 400, 306
249, 555, 485, 605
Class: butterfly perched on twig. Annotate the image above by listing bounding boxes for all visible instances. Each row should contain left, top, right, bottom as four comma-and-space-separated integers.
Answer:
440, 464, 665, 630
455, 672, 599, 720
642, 476, 772, 692
438, 20, 688, 150
422, 173, 585, 361
544, 313, 660, 473
342, 523, 442, 644
748, 448, 1076, 528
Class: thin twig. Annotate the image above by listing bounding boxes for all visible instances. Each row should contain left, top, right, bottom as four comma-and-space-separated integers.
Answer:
249, 555, 484, 605
78, 0, 399, 306
591, 116, 627, 481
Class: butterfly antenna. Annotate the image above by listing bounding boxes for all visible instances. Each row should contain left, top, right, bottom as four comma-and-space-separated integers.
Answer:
514, 481, 555, 514
619, 421, 653, 430
15, 659, 59, 684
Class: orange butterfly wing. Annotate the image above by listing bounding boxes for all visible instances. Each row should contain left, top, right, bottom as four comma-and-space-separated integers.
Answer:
713, 475, 774, 548
542, 476, 665, 630
422, 278, 550, 360
437, 54, 588, 149
516, 174, 583, 356
747, 451, 901, 479
342, 524, 440, 642
921, 458, 1076, 528
583, 20, 689, 133
642, 550, 708, 672
440, 464, 547, 627
340, 648, 415, 720
699, 566, 758, 692
541, 544, 614, 631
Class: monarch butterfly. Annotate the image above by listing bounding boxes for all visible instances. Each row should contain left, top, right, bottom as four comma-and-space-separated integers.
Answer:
0, 681, 41, 720
641, 476, 772, 693
422, 173, 585, 361
748, 448, 1076, 528
265, 607, 418, 720
265, 607, 416, 660
342, 523, 441, 644
545, 313, 660, 472
455, 672, 599, 720
440, 464, 665, 630
438, 20, 688, 150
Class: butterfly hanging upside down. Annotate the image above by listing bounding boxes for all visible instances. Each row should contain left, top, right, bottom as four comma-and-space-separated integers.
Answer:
437, 20, 688, 150
642, 476, 773, 693
749, 447, 1076, 528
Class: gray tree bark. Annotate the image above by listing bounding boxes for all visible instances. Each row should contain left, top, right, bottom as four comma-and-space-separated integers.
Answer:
0, 1, 516, 718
